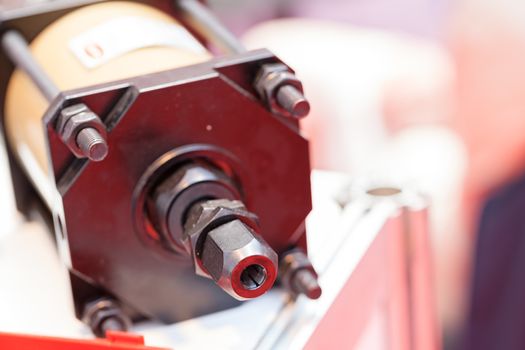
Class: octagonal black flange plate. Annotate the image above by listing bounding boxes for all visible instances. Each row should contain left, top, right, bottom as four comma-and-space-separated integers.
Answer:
42, 49, 312, 323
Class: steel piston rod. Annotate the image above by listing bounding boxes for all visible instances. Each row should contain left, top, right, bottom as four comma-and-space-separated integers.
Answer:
2, 30, 59, 102
175, 0, 247, 55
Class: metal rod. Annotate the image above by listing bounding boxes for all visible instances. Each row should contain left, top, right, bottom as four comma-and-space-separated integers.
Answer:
2, 30, 59, 102
175, 0, 247, 55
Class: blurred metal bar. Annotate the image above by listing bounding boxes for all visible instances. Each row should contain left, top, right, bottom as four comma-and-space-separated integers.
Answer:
404, 204, 441, 350
175, 0, 247, 55
1, 30, 59, 102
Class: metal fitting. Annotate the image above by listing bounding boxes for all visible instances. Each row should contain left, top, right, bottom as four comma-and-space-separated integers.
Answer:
147, 161, 241, 253
279, 249, 322, 300
254, 63, 310, 119
147, 160, 279, 300
57, 103, 108, 161
81, 298, 131, 338
184, 199, 278, 300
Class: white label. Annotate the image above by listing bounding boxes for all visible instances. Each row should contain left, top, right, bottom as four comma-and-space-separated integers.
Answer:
69, 16, 207, 69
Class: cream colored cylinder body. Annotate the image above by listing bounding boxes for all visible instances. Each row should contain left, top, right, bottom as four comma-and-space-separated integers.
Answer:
4, 1, 210, 206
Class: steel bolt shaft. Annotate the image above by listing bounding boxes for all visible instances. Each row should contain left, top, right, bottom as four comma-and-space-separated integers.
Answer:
76, 127, 109, 161
99, 317, 126, 334
279, 249, 322, 300
276, 85, 310, 118
292, 269, 322, 300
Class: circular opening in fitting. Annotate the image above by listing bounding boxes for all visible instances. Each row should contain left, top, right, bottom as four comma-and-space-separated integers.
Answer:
366, 187, 402, 197
240, 264, 267, 290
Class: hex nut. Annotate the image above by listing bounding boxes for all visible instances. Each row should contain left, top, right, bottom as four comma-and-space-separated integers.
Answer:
202, 220, 256, 281
183, 199, 259, 278
81, 298, 131, 338
148, 162, 240, 253
57, 103, 107, 159
201, 219, 278, 299
254, 63, 305, 117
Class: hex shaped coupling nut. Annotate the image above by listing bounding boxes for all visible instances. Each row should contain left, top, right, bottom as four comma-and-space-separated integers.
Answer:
202, 220, 278, 299
57, 103, 108, 161
184, 199, 278, 300
254, 63, 310, 119
149, 162, 240, 253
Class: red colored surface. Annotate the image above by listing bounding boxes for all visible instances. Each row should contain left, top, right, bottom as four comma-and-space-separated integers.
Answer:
304, 212, 439, 350
304, 221, 391, 349
0, 331, 170, 350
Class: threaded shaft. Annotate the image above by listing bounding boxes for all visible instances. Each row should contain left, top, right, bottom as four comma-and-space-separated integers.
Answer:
293, 269, 322, 300
99, 317, 126, 335
76, 127, 108, 161
276, 85, 310, 118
